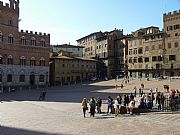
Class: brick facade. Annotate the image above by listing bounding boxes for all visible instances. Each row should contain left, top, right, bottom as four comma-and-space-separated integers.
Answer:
0, 0, 50, 90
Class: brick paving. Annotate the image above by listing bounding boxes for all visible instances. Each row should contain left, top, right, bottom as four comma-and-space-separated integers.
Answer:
0, 79, 180, 135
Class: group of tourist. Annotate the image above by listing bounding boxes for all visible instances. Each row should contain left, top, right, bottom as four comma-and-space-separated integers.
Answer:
81, 94, 136, 118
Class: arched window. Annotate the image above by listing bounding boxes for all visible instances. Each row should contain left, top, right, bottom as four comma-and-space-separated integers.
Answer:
7, 55, 13, 65
20, 56, 26, 65
138, 57, 143, 63
8, 34, 14, 44
7, 74, 12, 82
40, 38, 45, 47
0, 54, 2, 64
31, 37, 36, 46
0, 32, 3, 43
19, 74, 25, 82
30, 57, 36, 66
39, 57, 45, 66
21, 36, 26, 45
39, 75, 45, 82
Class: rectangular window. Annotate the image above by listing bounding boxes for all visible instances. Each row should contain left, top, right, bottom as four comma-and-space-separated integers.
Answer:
169, 55, 176, 61
144, 57, 149, 62
152, 56, 157, 62
158, 56, 162, 61
175, 42, 179, 48
134, 57, 137, 63
129, 58, 132, 63
129, 49, 132, 55
133, 48, 137, 54
138, 48, 143, 54
168, 43, 171, 48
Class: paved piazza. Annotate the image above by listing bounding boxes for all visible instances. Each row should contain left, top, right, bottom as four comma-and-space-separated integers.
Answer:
0, 79, 180, 135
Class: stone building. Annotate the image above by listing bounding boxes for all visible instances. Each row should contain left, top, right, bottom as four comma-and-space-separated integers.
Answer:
163, 10, 180, 76
77, 29, 125, 79
51, 44, 84, 57
49, 50, 96, 85
0, 0, 50, 90
127, 10, 180, 78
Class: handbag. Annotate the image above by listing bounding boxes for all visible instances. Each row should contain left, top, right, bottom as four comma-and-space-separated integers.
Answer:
86, 107, 88, 110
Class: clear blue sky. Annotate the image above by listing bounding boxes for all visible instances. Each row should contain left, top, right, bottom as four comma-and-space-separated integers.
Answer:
3, 0, 180, 45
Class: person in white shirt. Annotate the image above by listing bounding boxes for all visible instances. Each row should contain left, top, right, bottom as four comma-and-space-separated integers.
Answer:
114, 96, 121, 116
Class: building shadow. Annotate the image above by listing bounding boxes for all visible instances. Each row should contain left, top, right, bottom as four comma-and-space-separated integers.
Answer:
0, 82, 134, 103
0, 125, 71, 135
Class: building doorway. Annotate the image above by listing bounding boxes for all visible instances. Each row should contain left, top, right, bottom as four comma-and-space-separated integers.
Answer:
30, 74, 35, 85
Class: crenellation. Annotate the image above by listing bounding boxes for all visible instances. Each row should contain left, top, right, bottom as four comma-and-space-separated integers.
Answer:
0, 1, 3, 6
164, 10, 180, 17
168, 12, 171, 15
173, 11, 177, 14
5, 3, 9, 7
19, 30, 50, 38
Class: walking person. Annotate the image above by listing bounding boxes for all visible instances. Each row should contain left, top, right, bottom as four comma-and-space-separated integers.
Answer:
89, 97, 96, 117
82, 98, 88, 118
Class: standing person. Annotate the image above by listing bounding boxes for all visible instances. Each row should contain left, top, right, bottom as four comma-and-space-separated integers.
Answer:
130, 93, 134, 101
107, 96, 113, 114
82, 98, 88, 118
141, 89, 144, 97
128, 99, 135, 115
114, 96, 121, 116
42, 91, 46, 101
134, 86, 137, 97
96, 97, 102, 113
141, 83, 144, 89
139, 88, 142, 97
89, 97, 96, 117
120, 84, 124, 89
156, 93, 161, 111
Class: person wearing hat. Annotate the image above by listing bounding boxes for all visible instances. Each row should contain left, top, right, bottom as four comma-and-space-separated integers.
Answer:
82, 98, 88, 118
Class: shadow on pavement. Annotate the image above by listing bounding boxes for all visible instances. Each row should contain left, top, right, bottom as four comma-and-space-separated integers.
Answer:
0, 125, 70, 135
0, 83, 134, 103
